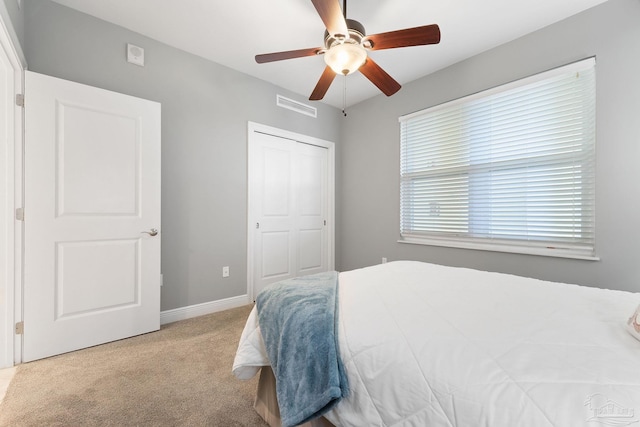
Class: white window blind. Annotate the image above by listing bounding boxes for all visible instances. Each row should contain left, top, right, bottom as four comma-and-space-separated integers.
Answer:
399, 58, 596, 259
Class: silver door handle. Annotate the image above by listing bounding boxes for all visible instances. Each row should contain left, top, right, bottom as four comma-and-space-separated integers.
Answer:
141, 228, 158, 237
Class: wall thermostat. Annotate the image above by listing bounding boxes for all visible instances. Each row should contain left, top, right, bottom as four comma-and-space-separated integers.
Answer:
127, 43, 145, 67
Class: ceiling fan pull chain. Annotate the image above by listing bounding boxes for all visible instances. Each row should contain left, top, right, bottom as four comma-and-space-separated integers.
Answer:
342, 75, 347, 117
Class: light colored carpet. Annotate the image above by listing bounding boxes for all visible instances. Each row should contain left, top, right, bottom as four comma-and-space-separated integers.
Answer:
0, 304, 269, 426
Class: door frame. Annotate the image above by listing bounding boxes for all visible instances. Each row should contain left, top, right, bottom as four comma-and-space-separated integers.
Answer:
246, 121, 335, 301
0, 4, 25, 368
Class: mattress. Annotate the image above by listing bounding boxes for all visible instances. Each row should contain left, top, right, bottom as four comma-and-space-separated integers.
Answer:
234, 261, 640, 426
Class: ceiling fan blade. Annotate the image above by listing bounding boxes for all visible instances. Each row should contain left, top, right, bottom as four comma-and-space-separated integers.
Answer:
365, 24, 441, 51
255, 47, 322, 64
359, 58, 401, 96
311, 0, 349, 38
309, 66, 337, 101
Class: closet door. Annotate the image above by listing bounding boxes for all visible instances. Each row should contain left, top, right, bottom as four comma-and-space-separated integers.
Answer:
248, 126, 333, 299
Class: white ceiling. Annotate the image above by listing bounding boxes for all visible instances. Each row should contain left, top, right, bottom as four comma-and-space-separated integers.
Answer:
50, 0, 608, 108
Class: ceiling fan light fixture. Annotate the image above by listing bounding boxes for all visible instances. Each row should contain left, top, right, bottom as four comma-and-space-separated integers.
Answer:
255, 1, 440, 101
324, 42, 367, 75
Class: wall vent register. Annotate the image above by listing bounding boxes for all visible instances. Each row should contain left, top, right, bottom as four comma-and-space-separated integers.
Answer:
276, 95, 317, 118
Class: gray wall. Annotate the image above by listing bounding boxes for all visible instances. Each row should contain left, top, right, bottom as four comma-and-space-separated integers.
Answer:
23, 0, 343, 311
1, 0, 24, 58
14, 0, 640, 313
339, 0, 640, 293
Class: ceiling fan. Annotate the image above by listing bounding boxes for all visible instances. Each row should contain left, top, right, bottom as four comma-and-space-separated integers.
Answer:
255, 0, 441, 102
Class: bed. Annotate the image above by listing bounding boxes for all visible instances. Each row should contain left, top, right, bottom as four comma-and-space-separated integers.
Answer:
233, 261, 640, 427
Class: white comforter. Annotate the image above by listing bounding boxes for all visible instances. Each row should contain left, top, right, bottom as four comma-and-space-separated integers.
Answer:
234, 261, 640, 426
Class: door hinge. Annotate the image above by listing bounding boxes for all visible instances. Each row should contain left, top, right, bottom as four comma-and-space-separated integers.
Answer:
15, 207, 24, 221
324, 220, 327, 226
15, 94, 24, 107
15, 321, 23, 335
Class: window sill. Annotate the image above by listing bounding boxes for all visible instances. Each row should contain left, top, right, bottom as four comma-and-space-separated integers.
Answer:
398, 237, 600, 261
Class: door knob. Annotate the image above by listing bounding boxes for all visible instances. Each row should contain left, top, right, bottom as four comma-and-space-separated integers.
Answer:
141, 228, 158, 237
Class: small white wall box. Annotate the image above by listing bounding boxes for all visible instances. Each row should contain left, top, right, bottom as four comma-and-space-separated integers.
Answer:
127, 43, 145, 66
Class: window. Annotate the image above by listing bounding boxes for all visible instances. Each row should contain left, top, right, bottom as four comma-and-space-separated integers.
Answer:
399, 58, 596, 259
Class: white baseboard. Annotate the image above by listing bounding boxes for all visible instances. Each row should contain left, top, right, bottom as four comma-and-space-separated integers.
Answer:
160, 294, 252, 325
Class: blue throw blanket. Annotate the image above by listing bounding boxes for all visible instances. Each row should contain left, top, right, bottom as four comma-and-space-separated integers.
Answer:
256, 271, 348, 427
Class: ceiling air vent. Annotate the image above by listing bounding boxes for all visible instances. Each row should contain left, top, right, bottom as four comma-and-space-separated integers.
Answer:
276, 95, 317, 118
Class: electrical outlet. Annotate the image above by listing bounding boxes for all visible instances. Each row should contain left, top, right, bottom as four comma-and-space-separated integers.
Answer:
382, 257, 387, 264
222, 266, 230, 278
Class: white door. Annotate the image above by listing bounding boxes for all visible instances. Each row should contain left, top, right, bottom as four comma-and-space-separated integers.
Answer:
23, 71, 161, 362
249, 126, 332, 298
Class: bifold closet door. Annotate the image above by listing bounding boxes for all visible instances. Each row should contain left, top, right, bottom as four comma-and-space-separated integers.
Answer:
250, 131, 329, 298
